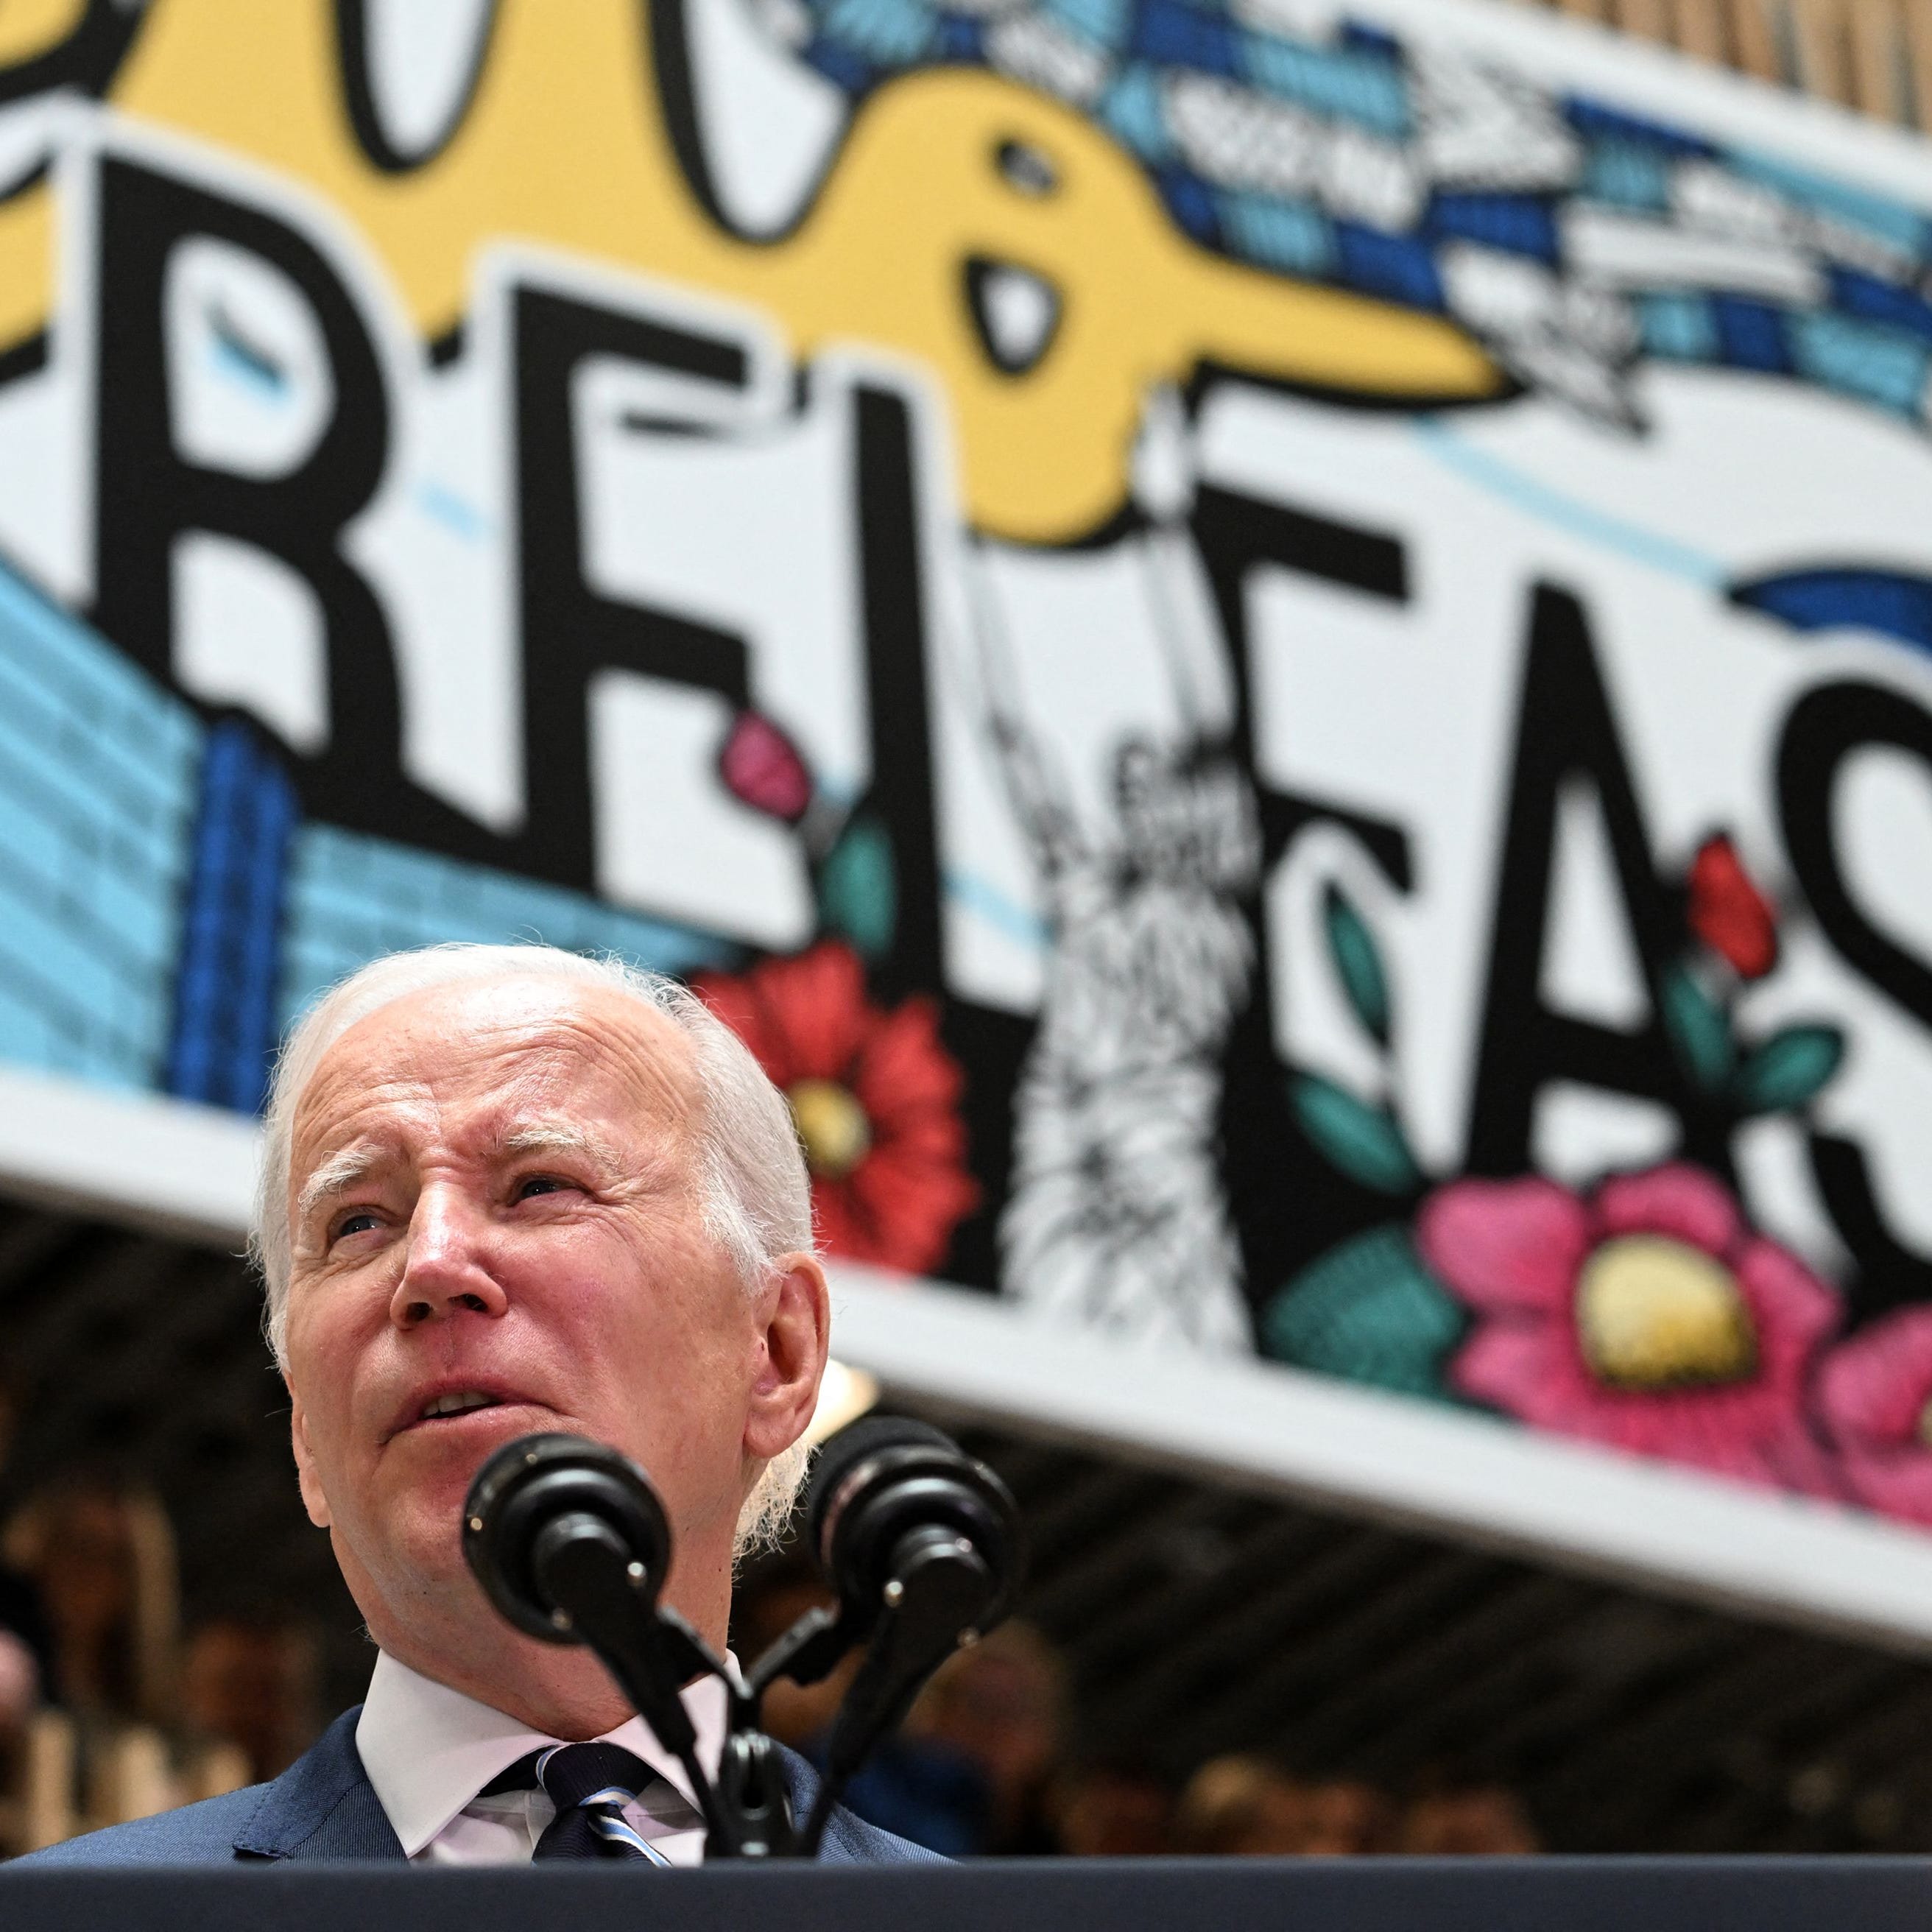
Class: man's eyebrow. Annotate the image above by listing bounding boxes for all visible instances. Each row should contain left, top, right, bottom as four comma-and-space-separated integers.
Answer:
497, 1121, 628, 1173
295, 1146, 386, 1230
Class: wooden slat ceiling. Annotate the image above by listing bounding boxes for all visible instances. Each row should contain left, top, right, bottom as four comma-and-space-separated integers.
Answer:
1515, 0, 1932, 128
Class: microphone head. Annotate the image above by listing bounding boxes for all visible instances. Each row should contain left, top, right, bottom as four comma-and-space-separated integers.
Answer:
801, 1415, 954, 1554
802, 1416, 1021, 1635
462, 1433, 671, 1643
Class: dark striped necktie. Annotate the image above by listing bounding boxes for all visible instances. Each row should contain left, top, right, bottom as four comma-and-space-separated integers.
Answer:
480, 1741, 698, 1864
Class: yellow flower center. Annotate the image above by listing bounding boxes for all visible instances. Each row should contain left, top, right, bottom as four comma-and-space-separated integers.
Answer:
1575, 1235, 1756, 1389
1917, 1401, 1932, 1450
788, 1078, 871, 1181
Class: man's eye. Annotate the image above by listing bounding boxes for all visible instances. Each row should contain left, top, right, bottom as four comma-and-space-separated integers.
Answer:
334, 1210, 381, 1241
514, 1174, 570, 1201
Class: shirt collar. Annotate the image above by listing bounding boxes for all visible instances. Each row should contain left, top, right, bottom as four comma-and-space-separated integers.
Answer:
355, 1649, 729, 1858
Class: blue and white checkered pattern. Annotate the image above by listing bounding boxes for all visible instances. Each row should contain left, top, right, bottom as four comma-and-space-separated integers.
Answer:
773, 0, 1932, 431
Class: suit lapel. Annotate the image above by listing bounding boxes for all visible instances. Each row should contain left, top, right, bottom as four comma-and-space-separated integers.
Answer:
231, 1707, 408, 1863
776, 1744, 856, 1865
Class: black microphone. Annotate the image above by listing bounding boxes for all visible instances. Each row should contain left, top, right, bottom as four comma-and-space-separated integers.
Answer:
803, 1415, 1021, 1642
462, 1434, 721, 1835
463, 1433, 671, 1641
794, 1417, 1022, 1852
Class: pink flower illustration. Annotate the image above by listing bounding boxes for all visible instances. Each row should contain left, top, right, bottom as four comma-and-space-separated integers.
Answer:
1816, 1305, 1932, 1526
719, 710, 811, 823
1417, 1164, 1841, 1495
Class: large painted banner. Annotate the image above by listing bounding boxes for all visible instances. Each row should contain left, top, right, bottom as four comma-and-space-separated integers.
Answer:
4, 0, 1932, 1626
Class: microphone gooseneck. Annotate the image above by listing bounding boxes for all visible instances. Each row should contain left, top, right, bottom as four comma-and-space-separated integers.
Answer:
462, 1434, 727, 1844
461, 1420, 1026, 1861
793, 1416, 1022, 1855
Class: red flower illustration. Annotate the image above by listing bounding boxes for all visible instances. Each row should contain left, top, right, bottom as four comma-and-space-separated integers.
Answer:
1817, 1305, 1932, 1526
719, 710, 811, 824
696, 942, 979, 1275
1687, 834, 1778, 980
1417, 1164, 1839, 1495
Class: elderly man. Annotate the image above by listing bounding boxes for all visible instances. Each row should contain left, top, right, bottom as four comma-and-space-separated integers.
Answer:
21, 943, 934, 1866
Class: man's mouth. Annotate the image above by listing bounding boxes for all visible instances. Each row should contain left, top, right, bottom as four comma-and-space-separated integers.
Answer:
385, 1382, 546, 1442
418, 1390, 504, 1422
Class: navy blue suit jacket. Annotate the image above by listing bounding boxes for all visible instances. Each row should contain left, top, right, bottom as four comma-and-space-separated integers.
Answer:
12, 1709, 942, 1866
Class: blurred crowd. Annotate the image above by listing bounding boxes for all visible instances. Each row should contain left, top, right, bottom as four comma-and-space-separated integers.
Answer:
733, 1561, 1540, 1859
0, 1367, 323, 1855
0, 1353, 1537, 1858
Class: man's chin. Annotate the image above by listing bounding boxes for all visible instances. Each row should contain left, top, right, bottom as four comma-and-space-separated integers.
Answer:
364, 1409, 562, 1576
337, 1492, 490, 1640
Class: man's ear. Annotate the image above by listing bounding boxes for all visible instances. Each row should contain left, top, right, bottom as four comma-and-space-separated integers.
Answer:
288, 1377, 333, 1529
744, 1252, 831, 1462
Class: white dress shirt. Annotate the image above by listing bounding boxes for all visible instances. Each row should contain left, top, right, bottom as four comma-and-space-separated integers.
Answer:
355, 1650, 725, 1865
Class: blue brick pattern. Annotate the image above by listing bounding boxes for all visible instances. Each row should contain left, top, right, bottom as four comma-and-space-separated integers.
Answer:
1638, 292, 1719, 362
780, 0, 1932, 431
1562, 93, 1716, 160
1236, 32, 1408, 135
0, 561, 741, 1118
1579, 138, 1672, 214
1788, 311, 1931, 414
1221, 192, 1333, 275
821, 0, 937, 64
1156, 163, 1221, 244
1335, 221, 1442, 310
165, 720, 297, 1113
1712, 294, 1792, 374
1136, 0, 1239, 77
1051, 0, 1131, 50
278, 825, 734, 1038
1829, 266, 1932, 338
0, 565, 197, 1087
1425, 192, 1559, 265
1732, 149, 1928, 255
1099, 65, 1169, 159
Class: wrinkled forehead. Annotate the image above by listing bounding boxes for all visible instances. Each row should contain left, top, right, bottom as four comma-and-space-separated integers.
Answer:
289, 975, 700, 1174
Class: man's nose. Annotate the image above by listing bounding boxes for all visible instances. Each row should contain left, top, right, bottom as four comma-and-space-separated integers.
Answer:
390, 1189, 509, 1330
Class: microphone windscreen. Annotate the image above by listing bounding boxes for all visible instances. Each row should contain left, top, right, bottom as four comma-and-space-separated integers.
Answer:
801, 1415, 955, 1558
462, 1431, 671, 1641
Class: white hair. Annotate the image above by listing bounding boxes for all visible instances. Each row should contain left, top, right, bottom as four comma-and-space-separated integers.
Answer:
253, 942, 816, 1556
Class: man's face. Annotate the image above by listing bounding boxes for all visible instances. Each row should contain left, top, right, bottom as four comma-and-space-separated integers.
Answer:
282, 976, 772, 1645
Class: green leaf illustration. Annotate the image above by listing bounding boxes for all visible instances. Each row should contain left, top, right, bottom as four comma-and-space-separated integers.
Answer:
819, 814, 896, 960
1258, 1224, 1466, 1400
1659, 961, 1735, 1093
1322, 882, 1390, 1045
1732, 1024, 1844, 1116
1288, 1072, 1421, 1196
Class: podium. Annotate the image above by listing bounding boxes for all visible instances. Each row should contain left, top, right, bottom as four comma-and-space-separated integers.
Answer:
4, 1858, 1930, 1929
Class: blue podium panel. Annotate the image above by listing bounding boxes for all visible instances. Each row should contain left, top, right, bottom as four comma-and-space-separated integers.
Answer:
3, 1859, 1930, 1931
